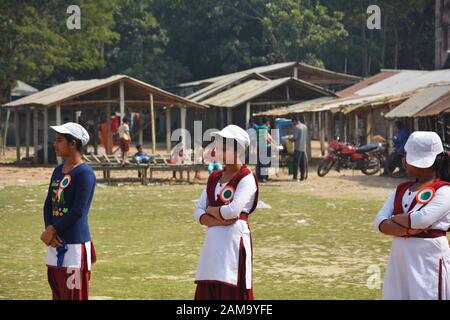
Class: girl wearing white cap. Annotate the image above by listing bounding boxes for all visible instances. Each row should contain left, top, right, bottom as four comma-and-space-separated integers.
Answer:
193, 125, 259, 300
374, 131, 450, 299
40, 122, 97, 300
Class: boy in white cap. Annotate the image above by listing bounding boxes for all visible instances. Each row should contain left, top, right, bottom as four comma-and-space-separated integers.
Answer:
40, 122, 97, 300
193, 125, 259, 300
374, 131, 450, 299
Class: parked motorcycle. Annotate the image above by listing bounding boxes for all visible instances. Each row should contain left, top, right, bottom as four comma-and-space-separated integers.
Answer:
317, 138, 383, 177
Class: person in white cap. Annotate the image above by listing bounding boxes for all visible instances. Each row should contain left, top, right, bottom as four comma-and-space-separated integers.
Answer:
374, 131, 450, 299
39, 122, 97, 300
193, 125, 259, 300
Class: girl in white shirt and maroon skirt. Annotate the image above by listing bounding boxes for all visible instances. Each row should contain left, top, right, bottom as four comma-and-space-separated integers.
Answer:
194, 125, 259, 300
374, 131, 450, 299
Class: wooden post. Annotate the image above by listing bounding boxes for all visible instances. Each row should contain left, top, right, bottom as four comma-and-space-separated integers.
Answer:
93, 108, 99, 154
56, 104, 61, 125
166, 107, 171, 153
306, 113, 312, 161
25, 108, 30, 158
210, 106, 216, 129
43, 107, 48, 164
120, 80, 125, 121
138, 109, 143, 146
414, 118, 420, 131
343, 113, 348, 142
220, 107, 224, 129
14, 108, 20, 162
319, 112, 325, 156
293, 65, 298, 78
180, 105, 187, 146
33, 108, 38, 163
150, 93, 156, 155
365, 109, 373, 143
354, 113, 359, 145
56, 104, 62, 164
106, 87, 111, 155
245, 102, 251, 129
227, 108, 233, 125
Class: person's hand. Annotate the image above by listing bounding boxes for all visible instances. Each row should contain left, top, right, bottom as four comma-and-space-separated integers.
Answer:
49, 235, 63, 248
218, 217, 239, 226
40, 225, 58, 246
206, 206, 222, 220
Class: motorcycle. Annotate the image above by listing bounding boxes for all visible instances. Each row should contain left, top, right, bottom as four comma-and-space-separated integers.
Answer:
317, 138, 384, 177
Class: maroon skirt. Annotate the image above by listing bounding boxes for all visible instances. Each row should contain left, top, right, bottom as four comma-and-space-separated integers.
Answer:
47, 242, 96, 300
194, 237, 254, 300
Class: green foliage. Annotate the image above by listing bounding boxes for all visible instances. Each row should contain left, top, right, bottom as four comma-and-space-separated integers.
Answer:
0, 0, 436, 101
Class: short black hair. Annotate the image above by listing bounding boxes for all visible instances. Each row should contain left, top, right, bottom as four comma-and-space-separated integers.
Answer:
261, 117, 269, 124
395, 120, 403, 129
292, 116, 299, 122
62, 133, 83, 153
136, 144, 142, 150
122, 117, 128, 123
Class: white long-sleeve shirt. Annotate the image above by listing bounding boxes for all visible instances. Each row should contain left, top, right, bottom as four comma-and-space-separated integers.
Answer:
194, 174, 257, 222
374, 185, 450, 232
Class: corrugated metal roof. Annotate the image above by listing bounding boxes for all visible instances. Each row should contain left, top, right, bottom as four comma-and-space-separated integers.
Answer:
337, 71, 399, 97
415, 91, 450, 117
385, 84, 450, 118
187, 72, 269, 102
3, 75, 206, 108
11, 81, 39, 97
179, 61, 361, 87
356, 69, 450, 96
201, 77, 335, 108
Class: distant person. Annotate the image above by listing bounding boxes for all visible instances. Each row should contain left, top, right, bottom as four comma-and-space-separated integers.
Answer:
118, 118, 131, 165
41, 122, 96, 300
206, 147, 223, 174
383, 120, 410, 175
246, 118, 258, 165
134, 144, 151, 164
291, 116, 308, 181
256, 117, 272, 182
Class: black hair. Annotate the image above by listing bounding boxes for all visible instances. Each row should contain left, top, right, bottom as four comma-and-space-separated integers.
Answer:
136, 144, 142, 150
122, 117, 128, 123
292, 116, 299, 122
434, 152, 450, 182
395, 120, 403, 129
261, 117, 269, 124
62, 134, 83, 153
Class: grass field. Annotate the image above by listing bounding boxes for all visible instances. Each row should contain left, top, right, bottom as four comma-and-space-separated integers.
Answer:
0, 181, 393, 300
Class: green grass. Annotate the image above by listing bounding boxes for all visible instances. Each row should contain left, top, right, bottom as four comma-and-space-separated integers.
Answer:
0, 182, 392, 300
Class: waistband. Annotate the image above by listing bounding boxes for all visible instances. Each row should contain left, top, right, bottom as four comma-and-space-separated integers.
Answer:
239, 213, 249, 221
409, 229, 447, 239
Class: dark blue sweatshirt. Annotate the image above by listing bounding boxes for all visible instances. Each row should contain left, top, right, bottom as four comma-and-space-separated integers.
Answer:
43, 163, 96, 244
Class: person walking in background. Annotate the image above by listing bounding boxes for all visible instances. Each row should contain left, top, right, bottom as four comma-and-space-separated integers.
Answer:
291, 116, 308, 181
118, 118, 131, 165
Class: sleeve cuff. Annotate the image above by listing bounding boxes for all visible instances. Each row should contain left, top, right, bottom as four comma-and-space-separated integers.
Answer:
378, 219, 388, 232
198, 213, 207, 224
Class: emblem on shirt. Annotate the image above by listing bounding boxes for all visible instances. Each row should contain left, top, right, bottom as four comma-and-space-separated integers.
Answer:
52, 174, 71, 216
416, 187, 436, 205
219, 186, 235, 204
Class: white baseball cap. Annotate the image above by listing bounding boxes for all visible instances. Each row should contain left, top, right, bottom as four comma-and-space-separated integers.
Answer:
50, 122, 90, 146
211, 125, 250, 148
404, 131, 443, 168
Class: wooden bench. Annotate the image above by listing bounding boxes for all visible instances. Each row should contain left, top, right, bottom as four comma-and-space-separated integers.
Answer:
82, 154, 208, 185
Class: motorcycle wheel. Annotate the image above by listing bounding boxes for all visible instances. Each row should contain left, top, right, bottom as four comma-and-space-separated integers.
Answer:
317, 159, 334, 177
361, 157, 381, 176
